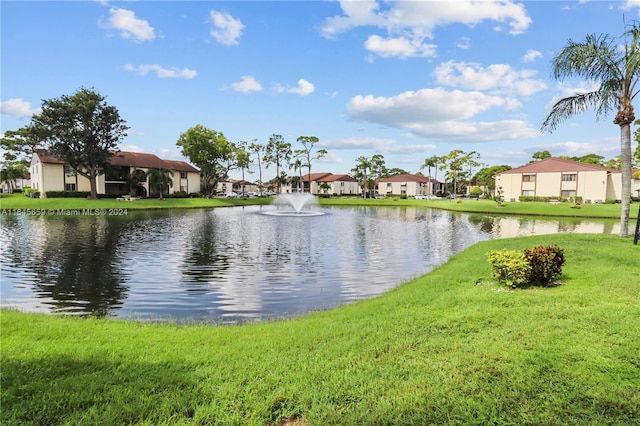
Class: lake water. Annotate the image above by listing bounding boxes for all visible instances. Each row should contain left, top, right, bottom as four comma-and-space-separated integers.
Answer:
0, 205, 619, 323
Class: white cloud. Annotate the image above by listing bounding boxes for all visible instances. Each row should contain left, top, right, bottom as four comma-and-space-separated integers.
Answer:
456, 37, 471, 50
105, 8, 155, 42
523, 49, 542, 62
322, 136, 399, 151
434, 60, 546, 96
364, 35, 437, 58
322, 136, 436, 156
346, 88, 538, 141
124, 64, 197, 79
0, 98, 41, 118
288, 79, 315, 96
231, 76, 263, 93
621, 0, 640, 10
320, 1, 532, 59
209, 10, 244, 45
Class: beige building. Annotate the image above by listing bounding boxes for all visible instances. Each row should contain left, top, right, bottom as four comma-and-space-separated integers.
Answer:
30, 150, 200, 197
281, 173, 361, 196
494, 157, 639, 203
376, 173, 444, 197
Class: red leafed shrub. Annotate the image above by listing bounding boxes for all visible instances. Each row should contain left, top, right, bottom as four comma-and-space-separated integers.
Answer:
524, 245, 565, 286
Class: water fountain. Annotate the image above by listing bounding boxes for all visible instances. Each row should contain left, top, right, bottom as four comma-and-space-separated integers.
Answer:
263, 192, 325, 216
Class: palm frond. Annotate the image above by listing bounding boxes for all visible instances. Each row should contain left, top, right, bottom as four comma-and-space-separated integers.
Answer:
541, 91, 609, 132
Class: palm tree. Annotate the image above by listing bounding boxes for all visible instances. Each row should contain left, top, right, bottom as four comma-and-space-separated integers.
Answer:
541, 23, 640, 237
127, 168, 146, 197
146, 168, 173, 200
421, 155, 439, 196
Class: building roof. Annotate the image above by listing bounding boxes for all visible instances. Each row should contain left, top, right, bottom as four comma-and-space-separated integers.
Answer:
32, 150, 199, 173
302, 172, 358, 183
497, 157, 619, 175
377, 173, 440, 184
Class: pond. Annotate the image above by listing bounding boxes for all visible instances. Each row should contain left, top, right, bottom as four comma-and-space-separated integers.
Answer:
0, 205, 620, 324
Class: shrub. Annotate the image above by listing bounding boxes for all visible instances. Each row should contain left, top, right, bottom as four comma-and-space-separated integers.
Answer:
45, 191, 91, 198
524, 245, 565, 286
487, 249, 531, 288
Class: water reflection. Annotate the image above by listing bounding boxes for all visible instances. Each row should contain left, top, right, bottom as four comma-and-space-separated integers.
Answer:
0, 206, 619, 323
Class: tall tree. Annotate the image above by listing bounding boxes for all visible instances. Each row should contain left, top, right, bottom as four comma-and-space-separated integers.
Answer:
291, 149, 306, 192
352, 156, 373, 198
443, 149, 466, 197
29, 87, 128, 199
541, 24, 640, 237
176, 124, 233, 197
235, 142, 253, 196
248, 140, 265, 194
462, 151, 482, 193
297, 135, 327, 191
264, 134, 291, 194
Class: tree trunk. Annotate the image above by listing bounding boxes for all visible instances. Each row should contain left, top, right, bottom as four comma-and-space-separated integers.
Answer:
619, 122, 632, 237
89, 168, 98, 200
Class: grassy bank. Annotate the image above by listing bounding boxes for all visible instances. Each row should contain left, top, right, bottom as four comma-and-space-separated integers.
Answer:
0, 192, 272, 211
1, 192, 637, 219
2, 234, 638, 425
318, 197, 639, 219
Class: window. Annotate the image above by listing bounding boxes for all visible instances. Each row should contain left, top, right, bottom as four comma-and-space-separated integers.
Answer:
180, 171, 187, 179
522, 174, 535, 182
562, 173, 577, 182
180, 185, 188, 192
561, 190, 576, 197
522, 190, 535, 196
65, 183, 76, 191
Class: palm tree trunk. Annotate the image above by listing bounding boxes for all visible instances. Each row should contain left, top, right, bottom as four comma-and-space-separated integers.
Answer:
619, 122, 632, 237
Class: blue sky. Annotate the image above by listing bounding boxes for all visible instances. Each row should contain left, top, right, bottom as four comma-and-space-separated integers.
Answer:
2, 0, 639, 181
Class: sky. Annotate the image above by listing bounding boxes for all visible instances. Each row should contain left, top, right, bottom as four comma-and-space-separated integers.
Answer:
2, 0, 640, 182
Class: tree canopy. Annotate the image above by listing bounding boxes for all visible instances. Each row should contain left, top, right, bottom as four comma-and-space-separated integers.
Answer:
176, 124, 233, 197
29, 87, 129, 199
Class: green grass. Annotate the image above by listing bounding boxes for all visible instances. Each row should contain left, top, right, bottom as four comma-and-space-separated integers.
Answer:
2, 234, 639, 425
318, 197, 639, 219
2, 193, 636, 219
0, 193, 273, 211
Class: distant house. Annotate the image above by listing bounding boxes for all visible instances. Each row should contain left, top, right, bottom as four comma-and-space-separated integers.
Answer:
376, 173, 444, 197
494, 157, 639, 203
29, 150, 200, 197
281, 172, 360, 195
0, 173, 30, 193
215, 179, 260, 194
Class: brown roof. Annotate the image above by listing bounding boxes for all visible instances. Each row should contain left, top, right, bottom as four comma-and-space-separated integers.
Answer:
110, 152, 167, 169
377, 173, 438, 184
31, 150, 64, 165
32, 150, 199, 173
302, 172, 358, 183
498, 157, 619, 175
163, 159, 199, 173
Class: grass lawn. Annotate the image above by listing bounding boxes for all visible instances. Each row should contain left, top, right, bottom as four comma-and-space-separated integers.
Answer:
318, 197, 639, 220
2, 234, 639, 425
0, 192, 273, 211
1, 193, 637, 220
